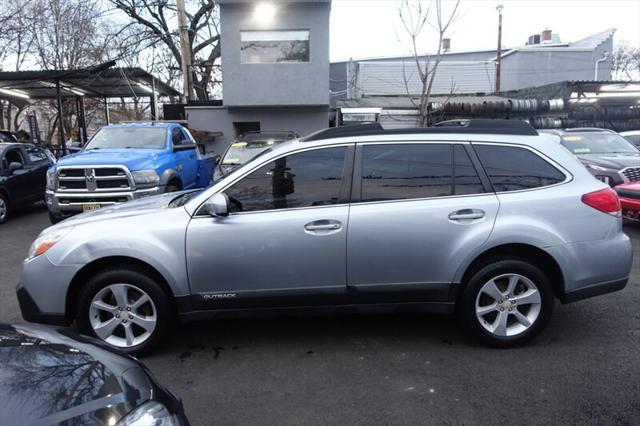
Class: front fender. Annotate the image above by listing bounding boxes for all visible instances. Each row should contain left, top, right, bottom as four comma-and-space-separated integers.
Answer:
45, 208, 192, 297
159, 168, 180, 187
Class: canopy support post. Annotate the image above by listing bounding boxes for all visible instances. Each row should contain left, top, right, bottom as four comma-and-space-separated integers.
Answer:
55, 80, 66, 156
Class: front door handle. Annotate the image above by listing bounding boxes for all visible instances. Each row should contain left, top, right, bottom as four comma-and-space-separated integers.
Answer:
448, 209, 485, 221
304, 220, 342, 233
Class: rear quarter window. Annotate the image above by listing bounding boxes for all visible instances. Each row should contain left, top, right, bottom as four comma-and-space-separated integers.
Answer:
474, 145, 566, 192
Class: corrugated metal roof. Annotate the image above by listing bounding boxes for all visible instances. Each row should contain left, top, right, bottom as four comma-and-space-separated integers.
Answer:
357, 61, 495, 96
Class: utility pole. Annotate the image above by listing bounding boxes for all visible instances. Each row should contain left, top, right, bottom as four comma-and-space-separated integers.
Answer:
495, 4, 503, 93
177, 0, 193, 101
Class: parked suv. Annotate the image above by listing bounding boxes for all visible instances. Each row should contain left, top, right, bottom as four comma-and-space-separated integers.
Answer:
540, 128, 640, 186
17, 120, 632, 355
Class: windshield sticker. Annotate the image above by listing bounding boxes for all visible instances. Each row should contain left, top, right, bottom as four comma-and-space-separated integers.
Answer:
562, 136, 582, 141
573, 148, 591, 154
231, 142, 247, 148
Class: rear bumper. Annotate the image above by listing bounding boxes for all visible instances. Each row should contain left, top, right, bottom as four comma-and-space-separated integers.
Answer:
46, 186, 163, 217
619, 196, 640, 221
16, 283, 70, 325
560, 277, 628, 304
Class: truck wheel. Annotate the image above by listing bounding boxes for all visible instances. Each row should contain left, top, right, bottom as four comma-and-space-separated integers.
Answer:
458, 259, 554, 348
76, 268, 173, 357
165, 182, 181, 193
0, 193, 9, 224
48, 211, 64, 224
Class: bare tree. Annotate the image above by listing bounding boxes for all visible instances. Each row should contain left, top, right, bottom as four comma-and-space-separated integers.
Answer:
108, 0, 221, 99
398, 0, 460, 127
612, 41, 640, 81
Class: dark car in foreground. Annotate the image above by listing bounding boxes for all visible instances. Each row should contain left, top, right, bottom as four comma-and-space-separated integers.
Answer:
213, 131, 298, 182
542, 128, 640, 186
0, 323, 188, 425
1, 142, 54, 224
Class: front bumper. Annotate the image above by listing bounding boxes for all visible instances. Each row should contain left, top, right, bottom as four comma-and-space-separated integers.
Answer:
46, 186, 163, 217
17, 283, 70, 325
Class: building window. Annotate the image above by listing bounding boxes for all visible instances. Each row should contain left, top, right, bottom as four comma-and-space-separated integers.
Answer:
240, 30, 310, 64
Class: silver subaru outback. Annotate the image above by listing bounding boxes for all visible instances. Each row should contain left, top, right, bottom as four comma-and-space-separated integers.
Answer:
17, 120, 633, 355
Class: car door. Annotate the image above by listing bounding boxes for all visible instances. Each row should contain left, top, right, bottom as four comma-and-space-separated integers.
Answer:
22, 145, 51, 201
1, 147, 31, 206
347, 142, 500, 304
171, 126, 198, 188
185, 144, 354, 309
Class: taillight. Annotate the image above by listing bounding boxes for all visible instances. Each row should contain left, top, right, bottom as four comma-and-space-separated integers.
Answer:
581, 187, 621, 216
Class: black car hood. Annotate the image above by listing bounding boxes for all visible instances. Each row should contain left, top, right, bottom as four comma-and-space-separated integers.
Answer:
577, 152, 640, 170
0, 324, 151, 426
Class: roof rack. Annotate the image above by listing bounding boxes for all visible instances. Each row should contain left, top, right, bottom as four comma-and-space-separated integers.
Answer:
302, 119, 538, 142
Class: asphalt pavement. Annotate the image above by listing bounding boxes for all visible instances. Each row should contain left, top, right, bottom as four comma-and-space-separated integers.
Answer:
1, 204, 639, 425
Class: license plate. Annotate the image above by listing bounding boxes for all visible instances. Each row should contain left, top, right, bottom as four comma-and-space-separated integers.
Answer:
82, 203, 101, 212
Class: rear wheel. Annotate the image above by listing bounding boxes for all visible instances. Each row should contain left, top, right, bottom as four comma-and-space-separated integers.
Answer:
0, 193, 9, 224
76, 268, 173, 356
458, 259, 554, 348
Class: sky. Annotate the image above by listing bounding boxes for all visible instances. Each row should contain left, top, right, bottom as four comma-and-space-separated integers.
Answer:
329, 0, 640, 62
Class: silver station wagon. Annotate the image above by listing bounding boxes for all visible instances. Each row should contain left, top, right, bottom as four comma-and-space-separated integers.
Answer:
17, 120, 633, 355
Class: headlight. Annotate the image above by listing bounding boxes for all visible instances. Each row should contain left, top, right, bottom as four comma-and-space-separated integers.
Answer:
26, 227, 73, 261
587, 164, 609, 172
46, 170, 56, 190
116, 401, 179, 426
132, 170, 160, 186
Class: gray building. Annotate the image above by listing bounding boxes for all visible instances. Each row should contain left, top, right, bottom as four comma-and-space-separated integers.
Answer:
331, 28, 615, 105
187, 0, 331, 154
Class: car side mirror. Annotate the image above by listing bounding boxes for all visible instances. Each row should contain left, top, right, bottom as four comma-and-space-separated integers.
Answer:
9, 162, 23, 174
203, 193, 229, 217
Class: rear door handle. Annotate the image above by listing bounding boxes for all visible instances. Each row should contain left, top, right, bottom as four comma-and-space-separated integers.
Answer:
304, 220, 342, 233
448, 209, 485, 221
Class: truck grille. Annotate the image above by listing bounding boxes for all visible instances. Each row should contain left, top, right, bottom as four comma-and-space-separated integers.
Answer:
622, 167, 640, 182
57, 166, 132, 192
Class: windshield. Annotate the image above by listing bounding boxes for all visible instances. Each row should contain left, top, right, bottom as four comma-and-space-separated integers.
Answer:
84, 127, 167, 150
221, 140, 282, 165
560, 133, 640, 155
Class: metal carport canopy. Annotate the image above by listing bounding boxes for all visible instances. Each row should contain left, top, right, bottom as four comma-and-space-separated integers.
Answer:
0, 66, 180, 101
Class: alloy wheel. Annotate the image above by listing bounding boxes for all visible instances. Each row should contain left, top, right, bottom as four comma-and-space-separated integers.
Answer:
0, 197, 7, 221
475, 273, 542, 337
89, 283, 157, 347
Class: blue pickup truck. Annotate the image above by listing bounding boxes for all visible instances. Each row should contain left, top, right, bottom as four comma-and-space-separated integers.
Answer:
46, 122, 215, 223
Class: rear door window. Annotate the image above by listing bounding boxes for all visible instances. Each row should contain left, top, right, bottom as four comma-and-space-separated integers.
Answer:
474, 145, 566, 191
359, 143, 485, 202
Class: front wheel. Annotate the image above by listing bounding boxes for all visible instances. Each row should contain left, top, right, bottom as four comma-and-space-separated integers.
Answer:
458, 259, 554, 348
48, 210, 65, 224
76, 268, 173, 356
0, 193, 9, 224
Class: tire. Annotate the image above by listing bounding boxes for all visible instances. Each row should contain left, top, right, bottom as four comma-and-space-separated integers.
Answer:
165, 181, 181, 193
0, 193, 8, 224
458, 259, 554, 348
76, 268, 173, 357
48, 210, 64, 224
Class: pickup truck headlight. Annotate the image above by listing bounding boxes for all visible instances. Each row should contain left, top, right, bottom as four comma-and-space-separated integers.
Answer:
132, 170, 160, 186
46, 170, 56, 190
116, 401, 179, 426
26, 227, 73, 261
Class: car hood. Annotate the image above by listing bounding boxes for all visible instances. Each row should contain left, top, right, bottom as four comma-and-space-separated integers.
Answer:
50, 190, 195, 230
55, 148, 165, 171
0, 324, 151, 425
577, 152, 640, 170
